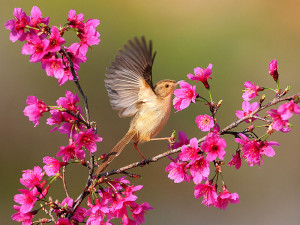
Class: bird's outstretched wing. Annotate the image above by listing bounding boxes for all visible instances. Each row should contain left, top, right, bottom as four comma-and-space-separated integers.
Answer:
105, 36, 157, 118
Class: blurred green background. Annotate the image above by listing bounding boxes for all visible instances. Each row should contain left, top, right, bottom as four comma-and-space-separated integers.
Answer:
1, 0, 299, 224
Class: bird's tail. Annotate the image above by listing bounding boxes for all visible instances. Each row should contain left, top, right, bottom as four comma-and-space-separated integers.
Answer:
96, 129, 136, 176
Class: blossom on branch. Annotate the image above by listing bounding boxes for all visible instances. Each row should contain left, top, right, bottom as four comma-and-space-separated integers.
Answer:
24, 96, 49, 127
173, 81, 198, 111
242, 81, 263, 101
236, 101, 259, 123
187, 64, 213, 89
195, 114, 214, 131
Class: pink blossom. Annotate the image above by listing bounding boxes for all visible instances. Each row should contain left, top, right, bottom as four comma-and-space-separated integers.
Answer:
242, 81, 263, 101
20, 166, 44, 189
58, 68, 75, 86
43, 156, 63, 176
173, 81, 198, 111
78, 19, 101, 55
65, 43, 87, 70
48, 26, 65, 52
85, 198, 109, 224
60, 197, 87, 222
215, 186, 240, 210
267, 109, 291, 132
189, 156, 210, 184
14, 189, 37, 213
236, 134, 279, 167
23, 96, 49, 127
195, 114, 214, 131
5, 8, 30, 42
194, 181, 218, 207
29, 6, 49, 28
179, 138, 200, 164
165, 160, 190, 183
171, 131, 189, 149
11, 205, 35, 224
74, 128, 103, 153
57, 141, 85, 162
22, 35, 50, 63
67, 9, 85, 29
55, 218, 72, 225
201, 132, 226, 161
269, 59, 278, 81
278, 100, 300, 120
131, 202, 153, 224
41, 55, 65, 79
236, 101, 259, 123
56, 90, 81, 112
187, 64, 213, 89
228, 151, 242, 170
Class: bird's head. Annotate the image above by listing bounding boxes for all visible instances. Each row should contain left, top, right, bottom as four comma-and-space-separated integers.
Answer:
154, 80, 180, 98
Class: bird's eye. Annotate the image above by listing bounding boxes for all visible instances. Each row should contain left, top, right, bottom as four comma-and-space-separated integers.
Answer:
165, 84, 169, 88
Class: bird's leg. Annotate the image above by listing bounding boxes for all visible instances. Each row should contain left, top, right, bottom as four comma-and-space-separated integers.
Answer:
150, 136, 176, 144
133, 142, 146, 160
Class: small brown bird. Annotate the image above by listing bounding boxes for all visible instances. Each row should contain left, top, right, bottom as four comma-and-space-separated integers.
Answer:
96, 37, 178, 175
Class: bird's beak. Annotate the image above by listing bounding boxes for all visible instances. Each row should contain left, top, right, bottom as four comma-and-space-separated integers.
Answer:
174, 80, 184, 86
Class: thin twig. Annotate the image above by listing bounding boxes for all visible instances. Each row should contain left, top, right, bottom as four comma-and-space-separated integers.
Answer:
62, 166, 69, 198
60, 47, 91, 124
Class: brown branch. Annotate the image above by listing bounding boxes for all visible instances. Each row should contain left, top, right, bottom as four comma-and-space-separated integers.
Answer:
62, 166, 69, 198
60, 47, 91, 124
97, 93, 299, 178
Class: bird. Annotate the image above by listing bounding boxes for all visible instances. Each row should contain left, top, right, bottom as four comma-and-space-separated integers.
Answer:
96, 36, 179, 176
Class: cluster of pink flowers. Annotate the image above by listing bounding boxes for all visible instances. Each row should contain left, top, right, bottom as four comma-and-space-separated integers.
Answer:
86, 177, 153, 225
12, 166, 49, 224
173, 64, 213, 112
24, 90, 102, 159
5, 6, 100, 85
165, 129, 239, 209
267, 100, 299, 133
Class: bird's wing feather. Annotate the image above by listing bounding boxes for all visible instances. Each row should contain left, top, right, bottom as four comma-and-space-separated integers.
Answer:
105, 37, 156, 118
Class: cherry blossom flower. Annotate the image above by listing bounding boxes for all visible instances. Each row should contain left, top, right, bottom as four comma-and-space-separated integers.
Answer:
14, 189, 37, 213
60, 197, 87, 222
20, 166, 44, 189
5, 8, 30, 42
29, 6, 49, 28
236, 101, 259, 123
23, 96, 49, 127
11, 205, 36, 224
195, 114, 214, 131
228, 151, 242, 170
41, 55, 65, 79
22, 35, 50, 63
269, 59, 278, 81
165, 160, 190, 183
56, 90, 81, 112
74, 128, 103, 153
57, 141, 85, 162
236, 134, 279, 167
173, 81, 198, 111
55, 218, 72, 225
189, 156, 210, 184
179, 137, 200, 164
277, 100, 300, 120
43, 156, 64, 176
201, 132, 226, 161
194, 180, 218, 207
187, 64, 213, 89
242, 81, 264, 101
48, 26, 65, 52
131, 202, 153, 224
215, 186, 240, 210
67, 9, 85, 29
267, 109, 291, 132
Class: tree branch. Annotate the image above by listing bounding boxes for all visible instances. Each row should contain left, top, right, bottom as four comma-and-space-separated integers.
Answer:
97, 93, 299, 178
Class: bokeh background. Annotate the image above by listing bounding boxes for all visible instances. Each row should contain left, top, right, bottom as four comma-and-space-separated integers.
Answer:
1, 0, 300, 224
